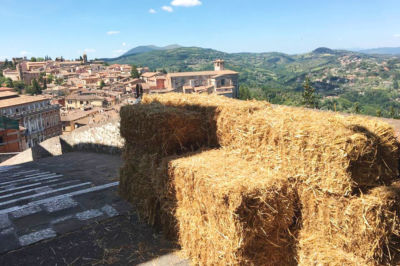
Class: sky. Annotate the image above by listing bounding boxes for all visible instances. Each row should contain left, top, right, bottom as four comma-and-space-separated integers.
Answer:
1, 0, 400, 60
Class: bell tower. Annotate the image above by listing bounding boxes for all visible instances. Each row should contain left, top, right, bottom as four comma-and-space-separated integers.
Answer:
214, 59, 225, 71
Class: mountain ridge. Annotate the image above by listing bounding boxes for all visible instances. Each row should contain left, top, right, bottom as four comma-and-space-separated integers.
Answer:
356, 47, 400, 55
122, 44, 182, 56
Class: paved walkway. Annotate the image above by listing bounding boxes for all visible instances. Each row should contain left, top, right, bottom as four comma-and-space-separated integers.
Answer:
0, 152, 188, 265
0, 163, 129, 254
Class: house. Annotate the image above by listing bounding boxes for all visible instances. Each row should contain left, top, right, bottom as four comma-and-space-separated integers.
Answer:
65, 94, 105, 109
60, 108, 100, 133
163, 60, 239, 97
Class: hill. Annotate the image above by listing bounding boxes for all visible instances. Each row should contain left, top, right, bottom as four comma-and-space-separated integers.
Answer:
357, 47, 400, 55
122, 44, 182, 56
107, 46, 400, 118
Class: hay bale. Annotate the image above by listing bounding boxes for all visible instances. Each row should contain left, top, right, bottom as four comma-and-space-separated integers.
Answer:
143, 94, 399, 195
164, 149, 297, 265
119, 147, 158, 221
298, 239, 372, 266
298, 182, 400, 265
120, 102, 212, 156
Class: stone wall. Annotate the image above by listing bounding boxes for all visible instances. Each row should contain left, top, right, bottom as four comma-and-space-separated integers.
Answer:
0, 120, 123, 166
62, 120, 123, 154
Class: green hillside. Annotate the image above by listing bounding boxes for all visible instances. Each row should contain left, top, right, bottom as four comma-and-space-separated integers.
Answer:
107, 47, 400, 118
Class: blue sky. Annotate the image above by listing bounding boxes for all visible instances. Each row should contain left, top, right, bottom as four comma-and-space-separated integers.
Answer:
1, 0, 400, 60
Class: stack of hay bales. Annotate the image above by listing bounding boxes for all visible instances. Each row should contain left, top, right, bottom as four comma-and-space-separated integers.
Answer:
120, 93, 400, 265
119, 102, 210, 236
160, 149, 297, 265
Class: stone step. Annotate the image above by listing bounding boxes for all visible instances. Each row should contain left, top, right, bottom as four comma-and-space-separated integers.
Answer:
0, 177, 72, 196
0, 182, 121, 253
0, 179, 82, 201
0, 165, 126, 255
0, 182, 93, 211
0, 172, 59, 188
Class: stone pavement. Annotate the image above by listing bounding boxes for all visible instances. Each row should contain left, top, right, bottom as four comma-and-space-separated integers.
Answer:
0, 161, 129, 254
0, 152, 188, 265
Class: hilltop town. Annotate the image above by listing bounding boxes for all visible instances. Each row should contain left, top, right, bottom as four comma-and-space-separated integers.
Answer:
0, 56, 238, 155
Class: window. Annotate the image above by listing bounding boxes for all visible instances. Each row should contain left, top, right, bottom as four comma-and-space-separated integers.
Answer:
0, 136, 3, 144
221, 79, 226, 86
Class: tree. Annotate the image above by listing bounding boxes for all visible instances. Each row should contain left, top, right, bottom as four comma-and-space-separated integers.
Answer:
5, 78, 13, 88
13, 81, 25, 94
47, 74, 54, 84
30, 57, 37, 62
353, 102, 361, 114
239, 85, 251, 100
43, 79, 47, 90
99, 80, 105, 89
389, 106, 396, 118
376, 108, 382, 117
55, 78, 63, 85
394, 79, 399, 90
27, 79, 42, 95
302, 77, 317, 108
131, 65, 140, 78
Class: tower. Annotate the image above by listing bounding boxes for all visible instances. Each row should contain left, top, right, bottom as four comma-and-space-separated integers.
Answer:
83, 53, 88, 64
214, 59, 225, 71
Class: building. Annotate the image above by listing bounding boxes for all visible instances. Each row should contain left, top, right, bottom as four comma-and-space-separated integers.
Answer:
60, 108, 100, 133
0, 116, 27, 152
163, 60, 239, 98
65, 94, 104, 109
0, 92, 62, 148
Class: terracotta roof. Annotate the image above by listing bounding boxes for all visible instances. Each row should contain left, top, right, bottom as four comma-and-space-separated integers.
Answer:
0, 95, 48, 109
141, 72, 161, 78
167, 70, 238, 78
0, 87, 14, 92
65, 95, 104, 101
0, 91, 19, 98
60, 108, 100, 122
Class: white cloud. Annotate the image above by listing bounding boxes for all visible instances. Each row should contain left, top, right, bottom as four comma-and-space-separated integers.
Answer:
20, 50, 31, 56
84, 48, 96, 53
149, 8, 157, 14
122, 42, 126, 46
394, 34, 400, 38
162, 6, 173, 12
171, 0, 202, 7
107, 30, 120, 35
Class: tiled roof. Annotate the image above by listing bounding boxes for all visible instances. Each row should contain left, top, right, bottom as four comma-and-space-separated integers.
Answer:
167, 70, 238, 78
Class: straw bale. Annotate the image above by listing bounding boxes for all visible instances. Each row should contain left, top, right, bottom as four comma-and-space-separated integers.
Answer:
143, 94, 399, 195
298, 238, 372, 266
165, 149, 297, 265
119, 147, 159, 222
120, 102, 212, 156
298, 182, 400, 265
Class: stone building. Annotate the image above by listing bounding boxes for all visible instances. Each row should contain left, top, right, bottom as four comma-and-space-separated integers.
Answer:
0, 92, 62, 148
163, 60, 239, 98
65, 94, 104, 109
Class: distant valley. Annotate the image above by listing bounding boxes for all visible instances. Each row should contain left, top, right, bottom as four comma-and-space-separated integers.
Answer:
106, 45, 400, 118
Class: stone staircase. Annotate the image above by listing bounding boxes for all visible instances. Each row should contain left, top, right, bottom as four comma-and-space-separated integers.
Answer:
0, 165, 124, 253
